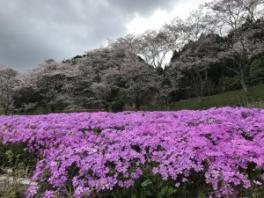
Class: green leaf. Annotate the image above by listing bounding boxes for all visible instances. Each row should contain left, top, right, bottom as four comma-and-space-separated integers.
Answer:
141, 179, 152, 188
157, 186, 176, 198
131, 193, 137, 198
197, 191, 207, 198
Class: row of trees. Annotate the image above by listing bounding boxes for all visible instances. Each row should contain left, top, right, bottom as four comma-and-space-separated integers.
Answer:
0, 0, 264, 114
111, 0, 264, 92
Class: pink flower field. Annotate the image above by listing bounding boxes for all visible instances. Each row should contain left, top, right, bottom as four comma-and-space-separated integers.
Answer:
1, 107, 264, 197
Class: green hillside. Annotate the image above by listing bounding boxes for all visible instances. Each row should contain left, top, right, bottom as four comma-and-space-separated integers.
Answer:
144, 84, 264, 111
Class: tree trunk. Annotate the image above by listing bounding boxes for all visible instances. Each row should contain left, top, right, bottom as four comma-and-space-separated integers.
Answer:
135, 96, 141, 111
3, 105, 9, 115
240, 78, 248, 92
135, 102, 141, 111
240, 71, 248, 92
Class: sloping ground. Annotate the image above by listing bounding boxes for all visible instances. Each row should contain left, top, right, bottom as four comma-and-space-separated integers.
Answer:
0, 108, 264, 197
248, 101, 264, 108
144, 84, 264, 111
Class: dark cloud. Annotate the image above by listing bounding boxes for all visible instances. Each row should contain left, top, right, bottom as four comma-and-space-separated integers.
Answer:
0, 0, 179, 71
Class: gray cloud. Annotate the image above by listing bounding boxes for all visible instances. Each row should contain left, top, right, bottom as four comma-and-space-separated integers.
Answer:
0, 0, 179, 71
110, 0, 176, 15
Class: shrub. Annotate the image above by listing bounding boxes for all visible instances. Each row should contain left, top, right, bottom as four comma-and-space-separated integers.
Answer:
0, 143, 36, 170
111, 101, 124, 112
220, 76, 241, 92
250, 57, 264, 85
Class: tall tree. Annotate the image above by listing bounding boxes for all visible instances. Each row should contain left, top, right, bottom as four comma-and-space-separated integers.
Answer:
0, 67, 18, 114
135, 30, 173, 68
206, 0, 264, 92
110, 36, 160, 109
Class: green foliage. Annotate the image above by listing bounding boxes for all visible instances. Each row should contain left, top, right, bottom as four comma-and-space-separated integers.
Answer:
97, 165, 212, 198
111, 100, 124, 112
236, 163, 264, 197
250, 57, 264, 85
36, 170, 54, 197
0, 144, 36, 197
248, 101, 264, 108
220, 76, 241, 92
0, 143, 37, 172
109, 175, 177, 198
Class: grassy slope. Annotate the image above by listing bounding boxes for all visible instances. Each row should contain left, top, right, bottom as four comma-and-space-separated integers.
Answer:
143, 84, 264, 111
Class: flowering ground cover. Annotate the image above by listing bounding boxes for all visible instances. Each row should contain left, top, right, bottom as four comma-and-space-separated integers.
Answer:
0, 107, 264, 198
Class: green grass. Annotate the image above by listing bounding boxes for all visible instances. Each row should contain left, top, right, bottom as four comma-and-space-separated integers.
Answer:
247, 101, 264, 108
143, 84, 264, 111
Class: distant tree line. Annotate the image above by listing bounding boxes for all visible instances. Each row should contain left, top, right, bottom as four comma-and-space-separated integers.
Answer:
0, 0, 264, 114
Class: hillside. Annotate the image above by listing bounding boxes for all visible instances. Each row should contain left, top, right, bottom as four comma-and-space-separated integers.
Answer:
143, 84, 264, 111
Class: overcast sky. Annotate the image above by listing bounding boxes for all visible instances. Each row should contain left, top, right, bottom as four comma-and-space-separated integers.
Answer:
0, 0, 208, 71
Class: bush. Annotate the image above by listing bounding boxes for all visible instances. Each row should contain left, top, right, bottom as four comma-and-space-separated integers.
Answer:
250, 57, 264, 85
220, 76, 241, 92
111, 100, 124, 112
0, 143, 37, 170
0, 144, 37, 197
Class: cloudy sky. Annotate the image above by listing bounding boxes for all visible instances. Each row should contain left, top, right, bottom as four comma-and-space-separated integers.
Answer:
0, 0, 208, 71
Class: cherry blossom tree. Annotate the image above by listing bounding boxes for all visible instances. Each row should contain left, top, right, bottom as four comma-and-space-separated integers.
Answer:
0, 66, 18, 114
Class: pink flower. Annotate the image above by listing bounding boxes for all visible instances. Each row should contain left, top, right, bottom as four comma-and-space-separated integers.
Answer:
0, 107, 263, 197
